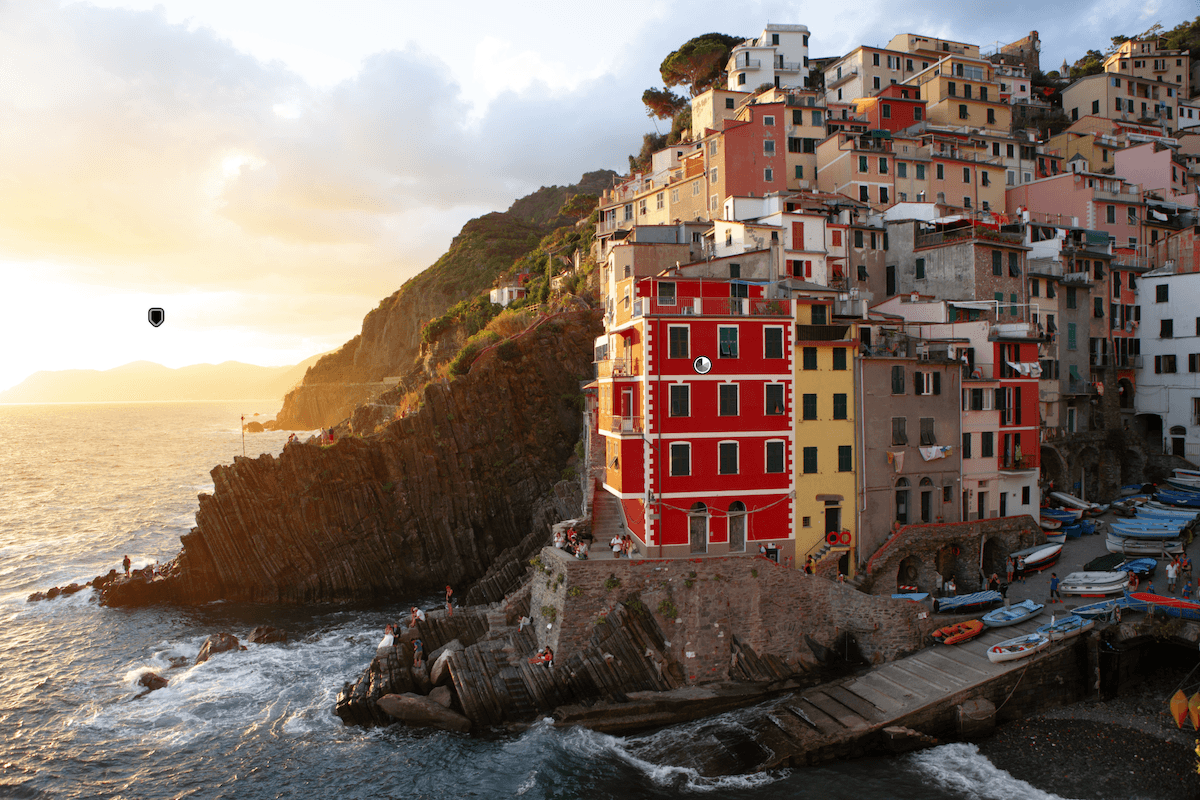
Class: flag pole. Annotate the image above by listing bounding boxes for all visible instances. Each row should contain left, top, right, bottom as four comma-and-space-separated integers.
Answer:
241, 414, 246, 458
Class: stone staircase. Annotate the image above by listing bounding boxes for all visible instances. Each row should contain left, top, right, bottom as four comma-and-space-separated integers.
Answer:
591, 481, 627, 542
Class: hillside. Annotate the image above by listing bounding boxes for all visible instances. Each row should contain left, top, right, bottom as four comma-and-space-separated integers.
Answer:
269, 170, 614, 430
0, 355, 324, 404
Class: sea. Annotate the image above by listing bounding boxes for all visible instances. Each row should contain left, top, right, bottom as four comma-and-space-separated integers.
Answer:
0, 400, 1081, 800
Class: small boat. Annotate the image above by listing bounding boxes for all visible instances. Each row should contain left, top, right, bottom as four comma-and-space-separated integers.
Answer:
1071, 595, 1148, 621
1115, 557, 1157, 577
1050, 491, 1103, 513
1166, 476, 1200, 492
1174, 468, 1200, 479
1058, 571, 1129, 597
1106, 535, 1184, 556
932, 619, 984, 645
1153, 490, 1200, 509
982, 599, 1044, 628
1134, 506, 1198, 522
933, 590, 1002, 614
1173, 690, 1189, 728
1109, 521, 1184, 539
1036, 614, 1095, 641
1010, 543, 1063, 575
1039, 516, 1063, 530
1041, 506, 1082, 523
891, 592, 930, 602
1130, 592, 1200, 621
987, 632, 1050, 664
1044, 531, 1067, 545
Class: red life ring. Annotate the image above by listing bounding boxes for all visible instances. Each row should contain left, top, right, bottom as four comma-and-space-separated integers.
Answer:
839, 530, 852, 545
827, 531, 839, 545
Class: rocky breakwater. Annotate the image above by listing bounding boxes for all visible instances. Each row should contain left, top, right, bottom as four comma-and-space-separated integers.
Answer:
97, 311, 601, 606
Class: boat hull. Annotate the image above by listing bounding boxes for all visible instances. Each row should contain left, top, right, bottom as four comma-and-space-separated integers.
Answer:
1130, 592, 1200, 621
982, 599, 1044, 628
1106, 535, 1184, 556
1057, 571, 1129, 597
1035, 614, 1095, 641
988, 633, 1050, 664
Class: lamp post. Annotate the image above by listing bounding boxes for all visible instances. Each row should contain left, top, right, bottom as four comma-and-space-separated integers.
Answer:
241, 414, 246, 458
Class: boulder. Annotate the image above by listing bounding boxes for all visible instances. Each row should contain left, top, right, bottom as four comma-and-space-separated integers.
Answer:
429, 685, 453, 708
412, 661, 433, 695
377, 693, 470, 733
196, 633, 241, 665
138, 671, 169, 692
427, 638, 463, 664
60, 583, 84, 596
244, 421, 265, 433
247, 625, 288, 644
167, 656, 190, 669
429, 640, 464, 687
26, 592, 46, 603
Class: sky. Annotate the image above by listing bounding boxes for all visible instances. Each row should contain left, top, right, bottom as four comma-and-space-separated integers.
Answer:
0, 0, 1191, 393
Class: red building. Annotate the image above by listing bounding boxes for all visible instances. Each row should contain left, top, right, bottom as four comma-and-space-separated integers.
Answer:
852, 84, 927, 133
994, 331, 1041, 514
596, 275, 795, 559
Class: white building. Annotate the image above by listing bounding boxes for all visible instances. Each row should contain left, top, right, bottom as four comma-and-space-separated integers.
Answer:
1179, 97, 1200, 133
726, 24, 810, 93
1134, 265, 1200, 461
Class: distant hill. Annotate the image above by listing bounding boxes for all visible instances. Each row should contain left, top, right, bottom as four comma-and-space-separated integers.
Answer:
0, 354, 325, 403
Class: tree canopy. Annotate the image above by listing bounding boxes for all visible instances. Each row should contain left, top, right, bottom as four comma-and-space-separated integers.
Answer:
659, 32, 743, 97
641, 87, 688, 120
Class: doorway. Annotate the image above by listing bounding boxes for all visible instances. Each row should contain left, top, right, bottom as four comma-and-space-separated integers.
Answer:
977, 491, 988, 520
728, 501, 746, 552
895, 478, 910, 525
1000, 492, 1008, 517
689, 502, 708, 554
825, 505, 841, 539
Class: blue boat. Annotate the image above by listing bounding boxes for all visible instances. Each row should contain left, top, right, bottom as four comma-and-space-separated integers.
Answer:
1154, 490, 1200, 509
1135, 506, 1198, 522
982, 599, 1044, 628
1116, 557, 1157, 577
1061, 523, 1083, 539
933, 590, 1002, 614
1041, 507, 1080, 523
1071, 595, 1149, 621
1131, 592, 1200, 622
1109, 521, 1184, 539
891, 592, 930, 602
1036, 614, 1095, 641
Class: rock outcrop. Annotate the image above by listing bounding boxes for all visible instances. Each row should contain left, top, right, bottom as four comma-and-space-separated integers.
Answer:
97, 311, 600, 607
195, 633, 242, 665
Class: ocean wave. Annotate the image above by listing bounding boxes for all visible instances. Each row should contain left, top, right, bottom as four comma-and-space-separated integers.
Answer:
909, 743, 1083, 800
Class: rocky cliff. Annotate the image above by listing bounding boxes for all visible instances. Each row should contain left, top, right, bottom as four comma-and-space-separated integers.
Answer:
270, 170, 614, 430
100, 311, 601, 606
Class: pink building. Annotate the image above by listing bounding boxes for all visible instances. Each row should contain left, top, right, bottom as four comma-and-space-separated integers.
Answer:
1006, 171, 1144, 251
1113, 141, 1197, 207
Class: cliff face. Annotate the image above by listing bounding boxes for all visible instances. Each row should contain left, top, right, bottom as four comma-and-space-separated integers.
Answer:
102, 311, 601, 606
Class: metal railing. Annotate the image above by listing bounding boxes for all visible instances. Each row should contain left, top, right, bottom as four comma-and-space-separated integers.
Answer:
608, 415, 644, 434
596, 357, 637, 379
633, 297, 792, 318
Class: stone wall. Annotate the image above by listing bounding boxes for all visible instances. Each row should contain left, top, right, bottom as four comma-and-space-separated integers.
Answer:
860, 515, 1043, 596
531, 546, 941, 677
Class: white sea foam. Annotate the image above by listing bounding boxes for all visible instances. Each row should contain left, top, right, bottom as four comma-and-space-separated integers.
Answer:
561, 725, 785, 793
909, 743, 1083, 800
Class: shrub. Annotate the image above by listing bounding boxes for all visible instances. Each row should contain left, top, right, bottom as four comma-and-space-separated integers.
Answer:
497, 339, 521, 362
540, 605, 557, 622
485, 308, 535, 338
568, 586, 583, 598
449, 330, 501, 375
657, 599, 678, 619
604, 576, 621, 591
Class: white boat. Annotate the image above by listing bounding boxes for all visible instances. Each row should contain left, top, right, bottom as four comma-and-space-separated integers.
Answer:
1011, 543, 1063, 574
1036, 614, 1095, 642
1106, 535, 1184, 556
1045, 532, 1066, 545
1173, 468, 1200, 480
1050, 491, 1103, 512
988, 632, 1051, 663
1040, 516, 1063, 530
1057, 571, 1129, 596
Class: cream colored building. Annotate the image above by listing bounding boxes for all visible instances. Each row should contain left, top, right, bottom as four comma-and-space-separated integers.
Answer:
1105, 37, 1191, 99
1061, 72, 1181, 135
727, 24, 811, 92
903, 56, 1011, 133
823, 46, 925, 104
887, 33, 980, 61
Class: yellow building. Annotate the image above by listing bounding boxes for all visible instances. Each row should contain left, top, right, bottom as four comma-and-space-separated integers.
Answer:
793, 296, 860, 573
903, 56, 1011, 133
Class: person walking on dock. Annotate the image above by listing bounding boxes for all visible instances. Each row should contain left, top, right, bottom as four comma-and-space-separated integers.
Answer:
1005, 556, 1015, 584
1049, 572, 1062, 603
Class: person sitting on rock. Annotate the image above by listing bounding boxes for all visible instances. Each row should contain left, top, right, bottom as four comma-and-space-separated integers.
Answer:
988, 573, 1000, 592
553, 529, 565, 549
575, 540, 589, 560
410, 606, 425, 627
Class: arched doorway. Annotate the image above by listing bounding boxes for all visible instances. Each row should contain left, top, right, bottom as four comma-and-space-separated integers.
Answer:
1078, 446, 1101, 500
919, 478, 934, 523
1118, 378, 1134, 409
981, 537, 1005, 582
689, 502, 708, 554
728, 501, 746, 552
1041, 445, 1068, 492
936, 544, 958, 583
1171, 426, 1187, 458
897, 555, 920, 591
895, 478, 910, 526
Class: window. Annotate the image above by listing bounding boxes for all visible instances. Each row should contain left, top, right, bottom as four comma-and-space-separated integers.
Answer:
1162, 319, 1174, 338
763, 115, 775, 126
764, 168, 773, 182
981, 431, 994, 458
959, 104, 969, 119
859, 155, 868, 173
992, 250, 1002, 276
832, 348, 847, 370
963, 84, 972, 99
764, 140, 775, 155
891, 365, 905, 394
726, 97, 735, 109
897, 162, 907, 178
710, 167, 719, 183
803, 447, 818, 474
766, 441, 785, 473
879, 157, 888, 174
915, 257, 925, 279
670, 384, 690, 417
948, 81, 956, 96
668, 326, 689, 359
764, 327, 784, 359
914, 107, 923, 121
812, 110, 822, 125
880, 186, 889, 204
920, 418, 936, 446
1106, 205, 1115, 224
1128, 207, 1137, 225
936, 163, 944, 180
765, 384, 785, 415
802, 393, 817, 420
962, 432, 972, 459
1156, 354, 1178, 373
838, 445, 852, 472
1092, 99, 1100, 114
1009, 252, 1020, 277
963, 167, 971, 183
658, 282, 676, 305
811, 304, 828, 325
916, 163, 925, 180
656, 191, 664, 209
738, 73, 746, 86
873, 76, 881, 90
795, 165, 803, 180
854, 230, 864, 248
803, 347, 817, 370
1066, 287, 1077, 309
719, 442, 738, 475
882, 103, 891, 119
833, 393, 848, 420
1031, 279, 1039, 297
982, 170, 990, 187
860, 185, 870, 202
719, 384, 738, 416
1022, 486, 1031, 505
718, 326, 738, 358
1094, 297, 1104, 318
670, 442, 690, 475
891, 417, 907, 445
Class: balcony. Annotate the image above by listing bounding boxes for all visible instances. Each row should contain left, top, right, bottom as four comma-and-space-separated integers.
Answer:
796, 324, 854, 342
1065, 379, 1098, 395
916, 226, 1024, 249
826, 67, 859, 89
596, 357, 638, 379
608, 415, 644, 434
1000, 455, 1036, 472
736, 57, 762, 69
776, 60, 804, 72
635, 297, 792, 318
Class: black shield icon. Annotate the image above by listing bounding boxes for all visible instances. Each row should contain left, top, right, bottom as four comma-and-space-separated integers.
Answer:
148, 308, 165, 327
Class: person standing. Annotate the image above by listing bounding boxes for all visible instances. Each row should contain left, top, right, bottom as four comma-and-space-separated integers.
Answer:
1049, 572, 1062, 604
945, 577, 957, 597
122, 555, 131, 577
445, 585, 454, 617
1005, 556, 1015, 584
1167, 559, 1178, 594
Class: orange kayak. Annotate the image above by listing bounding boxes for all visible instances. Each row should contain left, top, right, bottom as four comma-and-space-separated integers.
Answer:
1172, 690, 1188, 728
1190, 692, 1200, 730
932, 619, 984, 645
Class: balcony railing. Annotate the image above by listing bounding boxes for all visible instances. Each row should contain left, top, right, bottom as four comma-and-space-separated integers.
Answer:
736, 57, 762, 69
596, 357, 638, 379
916, 227, 1024, 248
1065, 379, 1098, 395
608, 415, 644, 434
635, 297, 792, 318
826, 68, 859, 88
776, 60, 803, 72
1000, 455, 1035, 471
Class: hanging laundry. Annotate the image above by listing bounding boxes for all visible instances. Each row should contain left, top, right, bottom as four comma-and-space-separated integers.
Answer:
919, 446, 953, 461
887, 451, 905, 473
